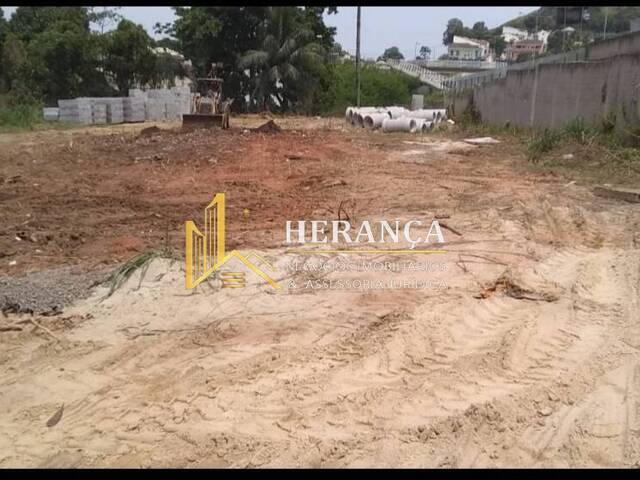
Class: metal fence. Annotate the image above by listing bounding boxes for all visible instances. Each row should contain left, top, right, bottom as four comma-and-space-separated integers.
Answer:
415, 59, 509, 71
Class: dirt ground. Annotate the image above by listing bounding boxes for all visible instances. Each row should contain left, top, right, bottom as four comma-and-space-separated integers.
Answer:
0, 115, 639, 467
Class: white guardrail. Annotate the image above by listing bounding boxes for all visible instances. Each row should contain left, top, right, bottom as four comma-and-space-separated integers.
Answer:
384, 59, 446, 90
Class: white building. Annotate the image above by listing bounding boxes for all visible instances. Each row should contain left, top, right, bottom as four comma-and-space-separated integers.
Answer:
447, 36, 492, 61
502, 26, 551, 46
502, 26, 528, 44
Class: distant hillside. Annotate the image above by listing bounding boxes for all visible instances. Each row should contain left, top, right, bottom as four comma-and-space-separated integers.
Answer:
503, 7, 640, 39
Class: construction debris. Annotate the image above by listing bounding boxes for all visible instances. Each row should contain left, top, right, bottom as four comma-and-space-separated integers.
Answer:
463, 137, 501, 145
139, 126, 162, 137
46, 404, 64, 428
593, 186, 640, 203
253, 120, 281, 134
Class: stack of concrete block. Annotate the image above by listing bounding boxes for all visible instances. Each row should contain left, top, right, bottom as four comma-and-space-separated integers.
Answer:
58, 98, 93, 124
123, 97, 145, 123
128, 88, 148, 100
172, 86, 192, 115
91, 103, 107, 124
93, 98, 124, 124
42, 108, 59, 121
147, 88, 174, 121
165, 101, 181, 121
144, 98, 167, 122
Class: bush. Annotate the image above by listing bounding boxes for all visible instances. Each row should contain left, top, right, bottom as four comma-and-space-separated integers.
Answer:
564, 117, 597, 144
526, 129, 561, 162
0, 103, 43, 132
320, 62, 422, 115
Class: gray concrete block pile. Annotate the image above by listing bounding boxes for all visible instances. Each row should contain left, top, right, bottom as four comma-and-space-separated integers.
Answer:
52, 86, 193, 125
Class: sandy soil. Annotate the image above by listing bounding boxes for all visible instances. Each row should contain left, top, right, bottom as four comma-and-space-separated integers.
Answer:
0, 117, 639, 467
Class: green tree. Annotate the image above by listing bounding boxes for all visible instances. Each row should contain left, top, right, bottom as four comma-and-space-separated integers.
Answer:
238, 7, 325, 112
1, 32, 31, 99
8, 7, 90, 43
472, 21, 489, 38
27, 21, 90, 102
319, 62, 421, 114
171, 7, 269, 110
490, 35, 507, 57
0, 8, 6, 48
0, 9, 7, 89
150, 52, 184, 88
417, 45, 431, 60
546, 28, 592, 55
443, 18, 464, 45
103, 19, 156, 94
378, 46, 404, 61
88, 7, 122, 34
329, 42, 346, 63
156, 37, 180, 51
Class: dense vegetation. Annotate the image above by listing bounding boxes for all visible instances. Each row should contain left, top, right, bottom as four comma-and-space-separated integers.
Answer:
0, 7, 185, 108
504, 7, 640, 55
441, 7, 640, 61
0, 6, 425, 127
505, 7, 640, 38
320, 63, 422, 115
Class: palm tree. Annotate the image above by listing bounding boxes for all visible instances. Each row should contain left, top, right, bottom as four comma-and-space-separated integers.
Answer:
238, 7, 325, 112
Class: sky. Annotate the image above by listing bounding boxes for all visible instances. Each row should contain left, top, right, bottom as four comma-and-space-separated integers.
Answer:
1, 6, 538, 59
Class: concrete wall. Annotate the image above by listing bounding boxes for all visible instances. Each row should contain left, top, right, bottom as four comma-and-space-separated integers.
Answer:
447, 52, 640, 133
588, 31, 640, 60
444, 31, 640, 92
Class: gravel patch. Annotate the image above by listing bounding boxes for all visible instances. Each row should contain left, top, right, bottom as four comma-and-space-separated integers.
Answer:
0, 266, 110, 314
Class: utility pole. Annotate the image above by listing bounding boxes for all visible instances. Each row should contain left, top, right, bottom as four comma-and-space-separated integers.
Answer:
533, 9, 540, 61
562, 7, 567, 52
603, 7, 609, 40
356, 6, 361, 108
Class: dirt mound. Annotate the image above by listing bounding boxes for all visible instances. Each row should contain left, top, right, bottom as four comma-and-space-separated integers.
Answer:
253, 120, 281, 134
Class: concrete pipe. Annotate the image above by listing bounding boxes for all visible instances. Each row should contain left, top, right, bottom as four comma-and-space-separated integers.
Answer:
433, 109, 446, 120
415, 119, 434, 133
363, 112, 391, 129
408, 109, 443, 120
351, 107, 384, 126
387, 107, 410, 119
382, 116, 418, 133
345, 107, 355, 123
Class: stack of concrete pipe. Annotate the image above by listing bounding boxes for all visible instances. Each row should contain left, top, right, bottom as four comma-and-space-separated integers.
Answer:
386, 106, 410, 119
382, 117, 419, 133
363, 112, 391, 129
415, 119, 435, 133
345, 105, 447, 133
409, 109, 446, 121
345, 106, 386, 127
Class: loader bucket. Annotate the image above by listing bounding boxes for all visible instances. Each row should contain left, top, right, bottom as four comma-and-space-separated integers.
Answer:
182, 114, 224, 129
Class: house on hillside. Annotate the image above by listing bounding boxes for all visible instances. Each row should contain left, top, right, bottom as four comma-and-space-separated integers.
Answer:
502, 26, 528, 44
500, 27, 550, 61
505, 38, 545, 62
447, 36, 492, 61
